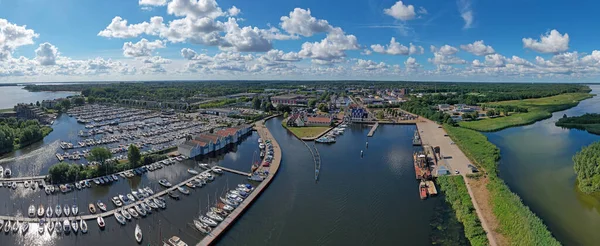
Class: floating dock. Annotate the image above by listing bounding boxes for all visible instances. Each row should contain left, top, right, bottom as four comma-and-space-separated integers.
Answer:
367, 122, 379, 137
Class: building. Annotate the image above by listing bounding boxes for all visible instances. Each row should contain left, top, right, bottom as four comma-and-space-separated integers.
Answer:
201, 108, 240, 117
438, 104, 451, 112
350, 108, 368, 122
178, 125, 251, 158
42, 99, 60, 109
270, 94, 308, 106
305, 116, 332, 126
286, 112, 306, 127
15, 104, 51, 124
0, 111, 16, 119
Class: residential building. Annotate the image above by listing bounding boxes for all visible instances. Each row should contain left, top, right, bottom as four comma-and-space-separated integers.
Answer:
350, 108, 369, 122
306, 116, 332, 126
270, 94, 308, 106
438, 104, 451, 112
178, 125, 251, 158
201, 108, 240, 116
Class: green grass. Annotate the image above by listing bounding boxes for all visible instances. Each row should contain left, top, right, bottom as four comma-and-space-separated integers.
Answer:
437, 175, 489, 246
285, 125, 330, 138
443, 125, 560, 246
460, 93, 593, 131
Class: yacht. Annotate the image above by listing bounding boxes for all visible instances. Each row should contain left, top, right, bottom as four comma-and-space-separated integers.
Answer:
88, 203, 96, 214
37, 204, 45, 217
177, 186, 190, 195
46, 206, 53, 218
193, 220, 211, 234
63, 204, 70, 217
71, 220, 79, 233
159, 179, 172, 187
72, 205, 79, 216
316, 136, 336, 143
221, 204, 234, 212
97, 200, 107, 211
28, 204, 36, 218
63, 220, 70, 234
80, 219, 88, 233
167, 236, 188, 246
206, 212, 224, 222
112, 196, 123, 207
55, 205, 62, 217
121, 209, 132, 220
187, 169, 199, 175
199, 216, 218, 227
135, 224, 143, 243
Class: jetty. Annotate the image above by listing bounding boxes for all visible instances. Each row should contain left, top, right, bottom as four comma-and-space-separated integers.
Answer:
367, 122, 379, 137
198, 118, 282, 246
0, 175, 47, 183
209, 165, 251, 177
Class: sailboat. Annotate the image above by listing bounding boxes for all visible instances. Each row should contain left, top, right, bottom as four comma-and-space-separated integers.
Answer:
47, 219, 55, 234
71, 220, 79, 233
80, 219, 88, 233
55, 204, 62, 217
135, 224, 143, 243
63, 204, 70, 217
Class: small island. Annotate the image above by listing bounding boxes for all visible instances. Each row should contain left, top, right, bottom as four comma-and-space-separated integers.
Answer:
556, 113, 600, 135
573, 141, 600, 194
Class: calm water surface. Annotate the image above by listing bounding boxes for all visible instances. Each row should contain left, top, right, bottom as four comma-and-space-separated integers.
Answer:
0, 86, 78, 109
486, 85, 600, 246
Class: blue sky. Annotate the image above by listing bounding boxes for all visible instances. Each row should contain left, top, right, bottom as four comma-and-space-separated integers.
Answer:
0, 0, 599, 82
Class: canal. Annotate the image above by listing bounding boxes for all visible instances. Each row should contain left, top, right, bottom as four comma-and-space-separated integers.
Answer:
486, 85, 600, 246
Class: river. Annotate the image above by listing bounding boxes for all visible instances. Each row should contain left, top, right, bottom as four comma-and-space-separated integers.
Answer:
0, 86, 78, 109
486, 85, 600, 246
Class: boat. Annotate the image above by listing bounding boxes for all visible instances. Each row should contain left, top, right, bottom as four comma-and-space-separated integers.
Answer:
55, 221, 62, 234
47, 219, 55, 234
75, 182, 82, 190
24, 181, 30, 189
119, 194, 129, 204
168, 191, 180, 199
80, 219, 88, 233
206, 211, 224, 222
199, 216, 218, 227
132, 190, 143, 200
259, 143, 265, 149
187, 169, 199, 175
315, 136, 336, 143
112, 196, 123, 207
144, 187, 154, 195
121, 209, 132, 220
159, 179, 172, 187
147, 200, 159, 209
63, 204, 70, 217
198, 163, 209, 168
21, 222, 29, 234
185, 182, 195, 188
137, 188, 147, 198
112, 174, 119, 181
56, 205, 62, 217
0, 166, 2, 177
71, 220, 79, 233
128, 208, 139, 218
28, 204, 36, 218
73, 204, 80, 215
4, 168, 11, 177
37, 204, 45, 217
89, 203, 96, 214
211, 207, 228, 216
153, 198, 166, 209
127, 193, 136, 202
38, 221, 44, 234
11, 182, 16, 189
97, 200, 107, 211
419, 181, 428, 200
11, 220, 18, 233
63, 220, 70, 234
193, 220, 211, 234
177, 186, 190, 195
0, 220, 3, 231
45, 186, 51, 195
238, 184, 253, 190
212, 168, 224, 174
114, 212, 126, 225
135, 224, 143, 243
46, 206, 53, 218
167, 236, 188, 246
135, 205, 146, 217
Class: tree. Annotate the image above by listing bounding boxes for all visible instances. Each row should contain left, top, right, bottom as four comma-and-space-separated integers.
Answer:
128, 144, 142, 167
87, 96, 96, 104
252, 97, 261, 110
283, 112, 289, 118
36, 101, 40, 107
89, 147, 112, 163
73, 97, 85, 106
318, 103, 329, 113
563, 114, 568, 119
59, 99, 71, 111
487, 110, 496, 117
276, 104, 291, 113
308, 99, 317, 108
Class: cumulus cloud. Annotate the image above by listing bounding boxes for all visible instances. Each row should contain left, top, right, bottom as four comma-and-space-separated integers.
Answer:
139, 0, 167, 6
167, 0, 223, 19
404, 57, 421, 70
371, 37, 423, 55
222, 18, 272, 52
227, 6, 241, 16
460, 40, 495, 56
0, 18, 39, 60
35, 42, 59, 66
354, 59, 387, 71
98, 16, 165, 38
384, 1, 418, 21
280, 8, 332, 37
522, 29, 569, 54
429, 45, 466, 65
458, 0, 473, 29
122, 39, 166, 57
299, 27, 359, 62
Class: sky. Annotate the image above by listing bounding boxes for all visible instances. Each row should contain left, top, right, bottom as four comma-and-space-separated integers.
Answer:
1, 0, 600, 83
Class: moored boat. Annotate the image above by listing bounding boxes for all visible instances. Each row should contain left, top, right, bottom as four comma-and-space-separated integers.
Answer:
187, 169, 199, 175
121, 209, 132, 220
47, 219, 55, 234
177, 186, 190, 195
28, 204, 36, 218
193, 220, 211, 234
37, 204, 45, 217
55, 205, 62, 217
80, 219, 88, 233
71, 220, 79, 233
89, 203, 96, 214
199, 216, 217, 227
135, 224, 143, 243
63, 220, 70, 234
46, 206, 53, 218
97, 200, 107, 211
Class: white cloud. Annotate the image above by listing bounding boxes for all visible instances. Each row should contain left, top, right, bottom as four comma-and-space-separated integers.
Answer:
361, 49, 372, 55
98, 16, 165, 38
122, 39, 166, 57
405, 57, 420, 70
429, 45, 466, 65
139, 0, 167, 6
227, 6, 241, 16
418, 7, 428, 15
299, 27, 359, 62
522, 29, 569, 54
0, 18, 39, 60
353, 59, 387, 71
222, 18, 272, 52
384, 1, 417, 21
458, 0, 473, 29
167, 0, 223, 19
280, 8, 332, 37
460, 40, 495, 56
35, 42, 59, 66
371, 37, 423, 55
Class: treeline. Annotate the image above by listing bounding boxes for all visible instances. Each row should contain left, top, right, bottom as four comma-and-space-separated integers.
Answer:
443, 125, 560, 246
556, 113, 600, 135
0, 118, 52, 155
573, 141, 600, 194
398, 98, 455, 125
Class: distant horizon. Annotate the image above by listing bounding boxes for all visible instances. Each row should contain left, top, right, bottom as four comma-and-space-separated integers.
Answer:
1, 80, 598, 85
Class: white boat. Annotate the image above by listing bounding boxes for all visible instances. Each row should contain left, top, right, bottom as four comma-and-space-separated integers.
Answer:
37, 204, 45, 217
187, 169, 199, 175
46, 206, 53, 218
71, 220, 79, 233
97, 200, 107, 212
28, 204, 36, 218
63, 220, 70, 234
0, 219, 3, 231
112, 196, 123, 207
259, 143, 265, 149
128, 208, 139, 218
11, 182, 16, 189
135, 205, 146, 217
56, 205, 62, 217
72, 205, 79, 215
55, 221, 62, 234
21, 222, 29, 233
80, 219, 88, 233
168, 236, 188, 246
198, 163, 209, 168
24, 181, 30, 188
0, 166, 3, 178
63, 205, 70, 217
4, 168, 11, 178
115, 212, 126, 225
135, 224, 143, 243
199, 216, 218, 227
97, 216, 105, 229
144, 187, 154, 195
212, 168, 224, 174
193, 220, 211, 234
127, 193, 136, 202
177, 186, 190, 195
141, 202, 152, 213
47, 219, 55, 234
38, 221, 44, 235
222, 204, 234, 212
121, 209, 132, 220
11, 220, 18, 233
45, 186, 51, 195
158, 179, 172, 187
4, 220, 10, 233
206, 211, 224, 222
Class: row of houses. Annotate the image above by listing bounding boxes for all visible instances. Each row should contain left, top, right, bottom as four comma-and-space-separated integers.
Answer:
286, 111, 333, 127
177, 125, 252, 158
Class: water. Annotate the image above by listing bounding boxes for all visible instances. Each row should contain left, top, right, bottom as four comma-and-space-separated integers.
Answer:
218, 118, 441, 245
486, 85, 600, 246
0, 86, 78, 109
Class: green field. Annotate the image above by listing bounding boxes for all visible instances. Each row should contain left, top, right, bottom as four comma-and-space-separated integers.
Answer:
284, 125, 330, 139
444, 125, 560, 246
460, 93, 593, 131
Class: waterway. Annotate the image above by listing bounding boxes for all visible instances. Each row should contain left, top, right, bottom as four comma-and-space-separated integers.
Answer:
486, 85, 600, 246
218, 118, 451, 245
0, 86, 78, 109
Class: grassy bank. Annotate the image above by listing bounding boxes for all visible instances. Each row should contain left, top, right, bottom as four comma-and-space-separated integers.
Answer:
555, 113, 600, 135
281, 120, 330, 139
460, 93, 593, 131
444, 125, 560, 246
437, 175, 489, 246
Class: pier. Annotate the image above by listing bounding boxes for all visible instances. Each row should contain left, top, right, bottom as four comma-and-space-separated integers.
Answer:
367, 122, 379, 137
198, 118, 282, 246
0, 175, 47, 183
212, 166, 250, 177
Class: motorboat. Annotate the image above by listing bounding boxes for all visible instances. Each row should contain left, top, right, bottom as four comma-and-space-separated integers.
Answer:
97, 200, 107, 211
93, 179, 100, 185
199, 216, 218, 227
11, 220, 18, 233
135, 224, 143, 243
75, 182, 82, 190
153, 198, 166, 209
63, 220, 70, 234
168, 191, 180, 199
63, 204, 70, 217
37, 204, 45, 217
55, 205, 62, 217
259, 143, 265, 149
221, 204, 234, 212
28, 204, 36, 218
127, 193, 136, 202
112, 174, 119, 181
159, 179, 172, 187
47, 219, 55, 234
141, 202, 152, 213
95, 216, 105, 229
4, 168, 11, 178
55, 221, 62, 234
89, 203, 97, 214
187, 169, 199, 175
121, 209, 132, 220
112, 196, 123, 207
193, 220, 211, 234
24, 181, 30, 189
71, 220, 79, 233
84, 180, 91, 188
210, 207, 228, 216
212, 168, 224, 174
0, 219, 3, 231
137, 188, 147, 198
119, 194, 130, 204
185, 182, 195, 188
115, 211, 126, 225
238, 184, 253, 190
206, 212, 224, 222
168, 236, 187, 246
128, 208, 139, 218
144, 187, 154, 195
46, 206, 53, 218
220, 197, 239, 207
198, 163, 209, 168
21, 222, 29, 234
45, 186, 51, 195
135, 205, 146, 217
177, 186, 190, 195
80, 219, 88, 233
147, 200, 159, 209
50, 185, 56, 193
72, 204, 79, 216
132, 191, 143, 200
